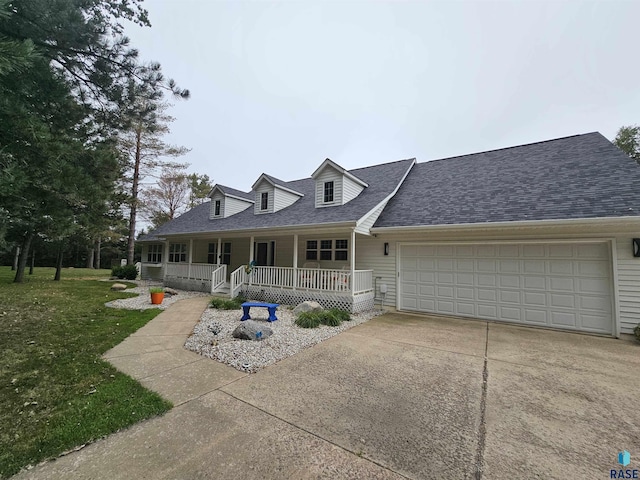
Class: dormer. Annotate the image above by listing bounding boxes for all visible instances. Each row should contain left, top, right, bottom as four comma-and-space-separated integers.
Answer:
251, 174, 304, 214
209, 185, 254, 219
311, 158, 369, 208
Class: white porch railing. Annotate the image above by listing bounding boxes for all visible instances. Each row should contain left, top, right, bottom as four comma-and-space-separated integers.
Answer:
352, 270, 374, 295
165, 262, 219, 283
211, 264, 227, 293
236, 266, 373, 295
230, 266, 248, 298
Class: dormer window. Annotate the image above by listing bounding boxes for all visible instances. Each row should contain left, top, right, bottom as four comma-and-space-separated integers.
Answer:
323, 181, 334, 203
260, 192, 269, 211
214, 200, 221, 216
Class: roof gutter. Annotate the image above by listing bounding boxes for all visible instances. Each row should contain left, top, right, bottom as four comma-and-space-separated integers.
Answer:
370, 216, 640, 234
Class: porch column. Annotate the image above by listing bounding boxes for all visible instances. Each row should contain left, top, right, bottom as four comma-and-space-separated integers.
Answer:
164, 241, 170, 280
188, 239, 193, 279
217, 237, 222, 265
351, 229, 356, 295
249, 236, 254, 263
293, 234, 298, 290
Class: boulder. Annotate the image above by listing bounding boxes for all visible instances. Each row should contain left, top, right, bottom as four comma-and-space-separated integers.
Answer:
293, 301, 324, 315
164, 287, 179, 296
232, 320, 273, 341
111, 283, 127, 291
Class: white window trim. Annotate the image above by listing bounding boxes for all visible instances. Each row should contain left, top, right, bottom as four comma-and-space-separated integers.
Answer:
305, 239, 349, 262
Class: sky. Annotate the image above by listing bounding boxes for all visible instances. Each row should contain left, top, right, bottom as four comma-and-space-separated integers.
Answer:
124, 0, 640, 193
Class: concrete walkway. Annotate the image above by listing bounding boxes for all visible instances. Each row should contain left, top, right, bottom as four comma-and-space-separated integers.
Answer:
12, 300, 640, 479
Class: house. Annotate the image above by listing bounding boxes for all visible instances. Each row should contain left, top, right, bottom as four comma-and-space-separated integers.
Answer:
139, 132, 640, 337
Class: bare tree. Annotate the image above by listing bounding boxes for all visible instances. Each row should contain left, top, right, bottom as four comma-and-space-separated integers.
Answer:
140, 166, 191, 229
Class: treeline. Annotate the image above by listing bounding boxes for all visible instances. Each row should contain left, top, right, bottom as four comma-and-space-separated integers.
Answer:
0, 0, 210, 281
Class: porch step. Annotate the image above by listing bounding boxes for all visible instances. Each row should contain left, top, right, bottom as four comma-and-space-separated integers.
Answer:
211, 281, 231, 297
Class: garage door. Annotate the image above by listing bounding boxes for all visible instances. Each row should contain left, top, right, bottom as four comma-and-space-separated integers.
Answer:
399, 242, 613, 334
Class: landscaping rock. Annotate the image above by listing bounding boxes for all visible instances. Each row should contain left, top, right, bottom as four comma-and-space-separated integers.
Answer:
111, 283, 127, 291
293, 301, 324, 315
164, 287, 179, 296
232, 320, 273, 341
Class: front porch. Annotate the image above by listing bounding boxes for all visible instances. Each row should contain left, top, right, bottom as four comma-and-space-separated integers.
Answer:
142, 231, 376, 313
159, 262, 374, 313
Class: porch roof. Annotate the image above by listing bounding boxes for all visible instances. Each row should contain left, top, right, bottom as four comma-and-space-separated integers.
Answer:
140, 158, 415, 241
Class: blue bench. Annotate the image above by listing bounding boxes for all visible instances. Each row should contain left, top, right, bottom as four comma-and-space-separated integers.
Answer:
241, 302, 279, 322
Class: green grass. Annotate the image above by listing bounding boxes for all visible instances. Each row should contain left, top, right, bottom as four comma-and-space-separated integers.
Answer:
0, 267, 171, 478
295, 308, 351, 329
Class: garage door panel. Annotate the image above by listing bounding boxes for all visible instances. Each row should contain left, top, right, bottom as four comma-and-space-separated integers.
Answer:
500, 290, 521, 304
500, 306, 522, 321
498, 275, 520, 288
437, 300, 454, 313
550, 293, 575, 308
549, 261, 574, 275
456, 303, 476, 316
551, 311, 577, 327
437, 272, 454, 284
399, 242, 612, 334
523, 261, 545, 274
478, 304, 498, 319
524, 292, 547, 306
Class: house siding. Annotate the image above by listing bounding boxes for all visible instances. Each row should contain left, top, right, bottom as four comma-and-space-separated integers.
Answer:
616, 237, 640, 334
253, 180, 274, 214
355, 202, 387, 235
225, 197, 252, 217
314, 168, 343, 207
273, 188, 300, 212
343, 175, 365, 204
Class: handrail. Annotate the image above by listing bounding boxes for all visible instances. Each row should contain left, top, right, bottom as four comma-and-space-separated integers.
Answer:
230, 265, 247, 298
211, 264, 227, 293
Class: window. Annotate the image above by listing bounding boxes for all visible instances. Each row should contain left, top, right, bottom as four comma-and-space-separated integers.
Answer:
260, 192, 268, 210
305, 239, 348, 262
323, 181, 334, 203
214, 200, 221, 216
320, 240, 333, 260
306, 240, 317, 260
335, 239, 348, 261
147, 244, 163, 263
168, 243, 187, 263
208, 242, 231, 265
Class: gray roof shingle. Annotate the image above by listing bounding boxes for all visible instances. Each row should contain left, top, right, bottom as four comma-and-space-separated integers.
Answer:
214, 185, 253, 201
375, 132, 640, 228
141, 158, 415, 240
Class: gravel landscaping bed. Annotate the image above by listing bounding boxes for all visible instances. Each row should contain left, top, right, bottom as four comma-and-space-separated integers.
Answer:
185, 306, 383, 373
104, 281, 210, 310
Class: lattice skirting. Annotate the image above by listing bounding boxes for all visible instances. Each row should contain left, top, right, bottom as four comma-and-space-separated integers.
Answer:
242, 286, 375, 313
164, 277, 211, 293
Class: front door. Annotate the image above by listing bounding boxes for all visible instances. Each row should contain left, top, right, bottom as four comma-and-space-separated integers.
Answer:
254, 241, 275, 266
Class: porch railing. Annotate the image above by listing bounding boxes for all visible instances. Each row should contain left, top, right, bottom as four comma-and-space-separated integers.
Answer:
230, 266, 248, 298
211, 264, 227, 293
237, 266, 373, 294
165, 262, 219, 283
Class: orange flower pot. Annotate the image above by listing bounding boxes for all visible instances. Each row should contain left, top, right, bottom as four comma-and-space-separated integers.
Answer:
150, 292, 164, 305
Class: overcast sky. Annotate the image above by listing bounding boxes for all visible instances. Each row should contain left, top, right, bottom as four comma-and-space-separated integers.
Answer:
125, 0, 640, 192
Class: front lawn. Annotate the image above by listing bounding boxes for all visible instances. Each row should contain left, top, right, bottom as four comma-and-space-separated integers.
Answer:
0, 267, 171, 478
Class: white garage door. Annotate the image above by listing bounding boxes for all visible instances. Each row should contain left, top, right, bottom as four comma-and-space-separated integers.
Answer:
399, 242, 613, 334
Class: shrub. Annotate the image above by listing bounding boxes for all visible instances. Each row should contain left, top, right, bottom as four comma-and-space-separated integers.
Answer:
111, 264, 138, 280
295, 311, 321, 329
328, 308, 351, 322
634, 323, 640, 343
319, 311, 342, 327
210, 296, 244, 310
149, 287, 164, 294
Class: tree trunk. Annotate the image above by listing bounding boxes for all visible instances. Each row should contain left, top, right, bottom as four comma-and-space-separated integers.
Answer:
13, 234, 33, 283
54, 245, 63, 281
12, 246, 20, 271
87, 246, 95, 269
29, 249, 35, 275
127, 127, 143, 266
94, 237, 101, 269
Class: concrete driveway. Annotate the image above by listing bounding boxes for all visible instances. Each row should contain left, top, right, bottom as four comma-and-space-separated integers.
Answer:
13, 300, 640, 479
